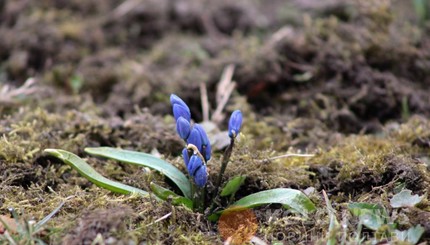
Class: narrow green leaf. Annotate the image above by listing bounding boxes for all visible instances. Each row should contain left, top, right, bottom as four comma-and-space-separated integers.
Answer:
231, 188, 316, 216
323, 191, 339, 245
150, 182, 193, 209
44, 149, 148, 196
85, 147, 191, 199
220, 175, 246, 197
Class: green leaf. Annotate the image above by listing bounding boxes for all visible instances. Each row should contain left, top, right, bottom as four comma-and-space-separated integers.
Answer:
395, 225, 425, 244
85, 147, 191, 199
231, 188, 316, 216
44, 149, 148, 196
390, 189, 423, 208
407, 225, 425, 244
348, 203, 384, 216
150, 182, 193, 209
220, 175, 246, 197
348, 202, 388, 231
207, 213, 220, 222
323, 191, 339, 245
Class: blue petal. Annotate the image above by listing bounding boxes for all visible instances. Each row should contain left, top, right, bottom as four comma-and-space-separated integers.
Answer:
170, 94, 191, 114
204, 142, 211, 162
194, 124, 209, 145
173, 104, 191, 122
193, 124, 211, 159
187, 155, 202, 177
176, 117, 191, 140
187, 128, 202, 152
228, 110, 243, 138
182, 148, 190, 166
194, 165, 207, 187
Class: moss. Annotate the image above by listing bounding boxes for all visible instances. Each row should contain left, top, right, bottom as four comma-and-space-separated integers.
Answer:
312, 135, 402, 181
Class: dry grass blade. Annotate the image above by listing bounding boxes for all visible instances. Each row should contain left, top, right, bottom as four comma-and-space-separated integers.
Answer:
112, 0, 141, 18
212, 64, 236, 123
145, 212, 172, 227
200, 82, 210, 122
0, 78, 39, 105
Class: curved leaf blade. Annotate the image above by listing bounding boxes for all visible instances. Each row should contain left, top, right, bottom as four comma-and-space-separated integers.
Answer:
150, 182, 193, 209
44, 149, 148, 196
220, 175, 246, 197
232, 188, 316, 216
85, 147, 191, 198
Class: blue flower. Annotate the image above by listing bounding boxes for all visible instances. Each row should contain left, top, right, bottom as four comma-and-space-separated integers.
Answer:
193, 124, 211, 161
176, 117, 191, 140
170, 94, 190, 113
187, 127, 202, 152
228, 110, 243, 138
187, 154, 202, 176
170, 94, 191, 122
204, 142, 211, 163
173, 104, 191, 122
194, 165, 207, 187
182, 148, 190, 166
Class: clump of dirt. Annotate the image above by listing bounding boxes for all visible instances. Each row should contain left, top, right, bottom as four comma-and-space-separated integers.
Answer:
309, 116, 430, 197
227, 1, 430, 134
62, 205, 134, 245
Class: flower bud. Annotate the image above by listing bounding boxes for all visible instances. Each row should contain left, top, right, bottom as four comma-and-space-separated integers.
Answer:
194, 165, 207, 187
187, 154, 202, 176
228, 110, 243, 138
176, 117, 191, 140
187, 128, 202, 153
204, 143, 211, 162
193, 124, 211, 161
173, 104, 191, 122
182, 148, 190, 166
170, 94, 190, 112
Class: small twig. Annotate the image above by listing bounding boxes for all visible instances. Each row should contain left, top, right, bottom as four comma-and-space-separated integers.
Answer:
200, 82, 210, 122
216, 64, 235, 104
212, 65, 236, 123
145, 212, 172, 227
212, 83, 236, 123
34, 195, 74, 232
223, 236, 232, 245
259, 153, 315, 163
0, 78, 40, 105
112, 0, 141, 18
264, 26, 294, 51
250, 236, 268, 245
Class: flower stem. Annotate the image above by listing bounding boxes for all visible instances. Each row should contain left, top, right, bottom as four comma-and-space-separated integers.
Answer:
209, 138, 235, 212
193, 184, 205, 213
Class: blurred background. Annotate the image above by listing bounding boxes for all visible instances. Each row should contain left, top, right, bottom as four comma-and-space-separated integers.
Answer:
1, 0, 429, 131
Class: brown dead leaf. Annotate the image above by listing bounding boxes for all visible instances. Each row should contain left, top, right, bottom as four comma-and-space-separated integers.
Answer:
0, 215, 18, 234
